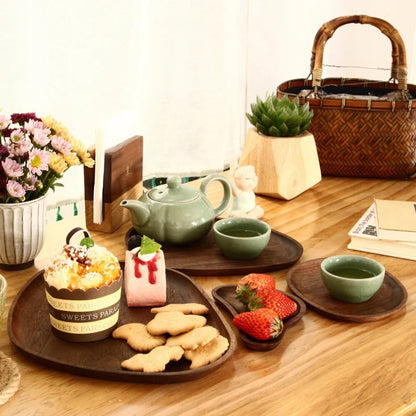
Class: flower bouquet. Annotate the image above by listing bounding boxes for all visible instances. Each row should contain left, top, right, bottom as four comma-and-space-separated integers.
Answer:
0, 112, 95, 269
0, 112, 94, 203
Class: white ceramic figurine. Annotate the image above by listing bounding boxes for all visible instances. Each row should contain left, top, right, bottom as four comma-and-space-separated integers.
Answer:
229, 161, 264, 219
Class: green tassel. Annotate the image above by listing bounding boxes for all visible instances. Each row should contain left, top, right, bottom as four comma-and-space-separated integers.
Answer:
56, 207, 63, 221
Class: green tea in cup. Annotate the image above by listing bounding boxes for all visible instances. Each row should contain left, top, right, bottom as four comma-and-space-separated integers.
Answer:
320, 255, 385, 303
213, 217, 271, 260
222, 228, 262, 238
325, 266, 377, 279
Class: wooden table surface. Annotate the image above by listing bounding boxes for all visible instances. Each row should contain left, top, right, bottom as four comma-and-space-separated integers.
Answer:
1, 175, 415, 416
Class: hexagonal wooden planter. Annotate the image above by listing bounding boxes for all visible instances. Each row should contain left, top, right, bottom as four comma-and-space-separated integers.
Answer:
239, 128, 322, 200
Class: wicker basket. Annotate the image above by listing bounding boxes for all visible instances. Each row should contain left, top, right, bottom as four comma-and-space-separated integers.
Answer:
277, 15, 416, 179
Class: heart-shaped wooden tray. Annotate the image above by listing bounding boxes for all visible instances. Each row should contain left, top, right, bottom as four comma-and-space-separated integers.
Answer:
8, 267, 236, 383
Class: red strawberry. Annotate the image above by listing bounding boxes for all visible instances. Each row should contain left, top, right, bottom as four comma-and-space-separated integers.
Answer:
248, 287, 297, 320
233, 308, 283, 341
236, 273, 275, 304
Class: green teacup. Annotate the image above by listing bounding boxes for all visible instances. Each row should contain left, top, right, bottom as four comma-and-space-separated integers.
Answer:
321, 255, 385, 303
213, 217, 271, 260
0, 274, 7, 332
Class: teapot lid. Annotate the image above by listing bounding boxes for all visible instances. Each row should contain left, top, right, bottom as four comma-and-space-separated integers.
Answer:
148, 176, 198, 203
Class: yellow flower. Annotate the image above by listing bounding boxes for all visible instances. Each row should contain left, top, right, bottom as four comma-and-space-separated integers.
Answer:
64, 151, 81, 167
77, 147, 94, 168
49, 153, 68, 174
80, 152, 95, 168
67, 136, 81, 152
42, 115, 70, 139
42, 115, 94, 168
68, 137, 95, 168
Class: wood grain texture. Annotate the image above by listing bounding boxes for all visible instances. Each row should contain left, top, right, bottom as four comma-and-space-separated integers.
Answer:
126, 227, 303, 276
239, 128, 322, 200
84, 135, 143, 233
1, 175, 416, 416
85, 182, 142, 233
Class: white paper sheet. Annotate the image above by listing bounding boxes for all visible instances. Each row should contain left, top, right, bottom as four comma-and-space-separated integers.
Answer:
92, 111, 137, 224
93, 128, 105, 224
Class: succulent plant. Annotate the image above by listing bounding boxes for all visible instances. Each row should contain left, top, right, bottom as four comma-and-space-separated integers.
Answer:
246, 94, 314, 137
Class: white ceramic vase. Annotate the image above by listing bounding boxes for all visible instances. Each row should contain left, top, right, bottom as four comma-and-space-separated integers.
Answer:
0, 194, 47, 270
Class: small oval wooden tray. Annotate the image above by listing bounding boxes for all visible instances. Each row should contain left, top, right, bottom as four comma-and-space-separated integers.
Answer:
212, 284, 306, 350
8, 267, 236, 383
126, 227, 303, 276
286, 258, 408, 322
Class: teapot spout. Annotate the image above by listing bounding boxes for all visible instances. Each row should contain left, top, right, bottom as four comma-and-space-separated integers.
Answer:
120, 199, 150, 227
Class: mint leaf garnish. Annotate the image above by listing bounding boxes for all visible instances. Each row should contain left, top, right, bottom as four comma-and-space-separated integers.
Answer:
140, 235, 161, 255
80, 237, 95, 248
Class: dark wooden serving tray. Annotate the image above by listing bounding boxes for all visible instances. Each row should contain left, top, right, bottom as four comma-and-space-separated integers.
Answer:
212, 285, 306, 351
126, 228, 303, 276
8, 267, 237, 383
286, 258, 408, 323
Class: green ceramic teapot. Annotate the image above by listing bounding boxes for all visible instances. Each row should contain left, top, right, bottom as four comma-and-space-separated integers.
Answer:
121, 174, 231, 244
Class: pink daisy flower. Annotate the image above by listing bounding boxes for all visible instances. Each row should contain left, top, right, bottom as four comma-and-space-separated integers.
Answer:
51, 135, 72, 155
6, 180, 26, 198
9, 139, 32, 157
2, 157, 24, 178
0, 114, 11, 130
33, 128, 51, 146
24, 119, 46, 134
28, 149, 50, 175
10, 129, 25, 144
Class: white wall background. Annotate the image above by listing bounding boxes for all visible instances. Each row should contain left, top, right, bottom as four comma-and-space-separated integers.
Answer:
0, 0, 415, 208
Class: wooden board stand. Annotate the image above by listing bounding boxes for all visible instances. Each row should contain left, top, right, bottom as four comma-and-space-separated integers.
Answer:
84, 135, 143, 233
239, 128, 321, 200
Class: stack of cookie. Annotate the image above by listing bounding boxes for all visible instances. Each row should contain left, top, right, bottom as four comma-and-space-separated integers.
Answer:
112, 303, 229, 372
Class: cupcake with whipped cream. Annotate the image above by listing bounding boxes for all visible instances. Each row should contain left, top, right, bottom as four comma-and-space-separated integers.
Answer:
44, 228, 122, 342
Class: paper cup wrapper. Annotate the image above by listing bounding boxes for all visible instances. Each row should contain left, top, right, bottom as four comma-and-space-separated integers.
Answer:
45, 276, 122, 342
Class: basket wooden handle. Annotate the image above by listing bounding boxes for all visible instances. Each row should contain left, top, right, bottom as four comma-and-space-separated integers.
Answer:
310, 15, 407, 91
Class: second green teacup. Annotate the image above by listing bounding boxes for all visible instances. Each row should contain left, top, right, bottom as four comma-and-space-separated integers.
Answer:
321, 255, 385, 303
213, 217, 271, 260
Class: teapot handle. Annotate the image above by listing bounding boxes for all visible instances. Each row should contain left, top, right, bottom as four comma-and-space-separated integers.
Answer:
200, 174, 232, 217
